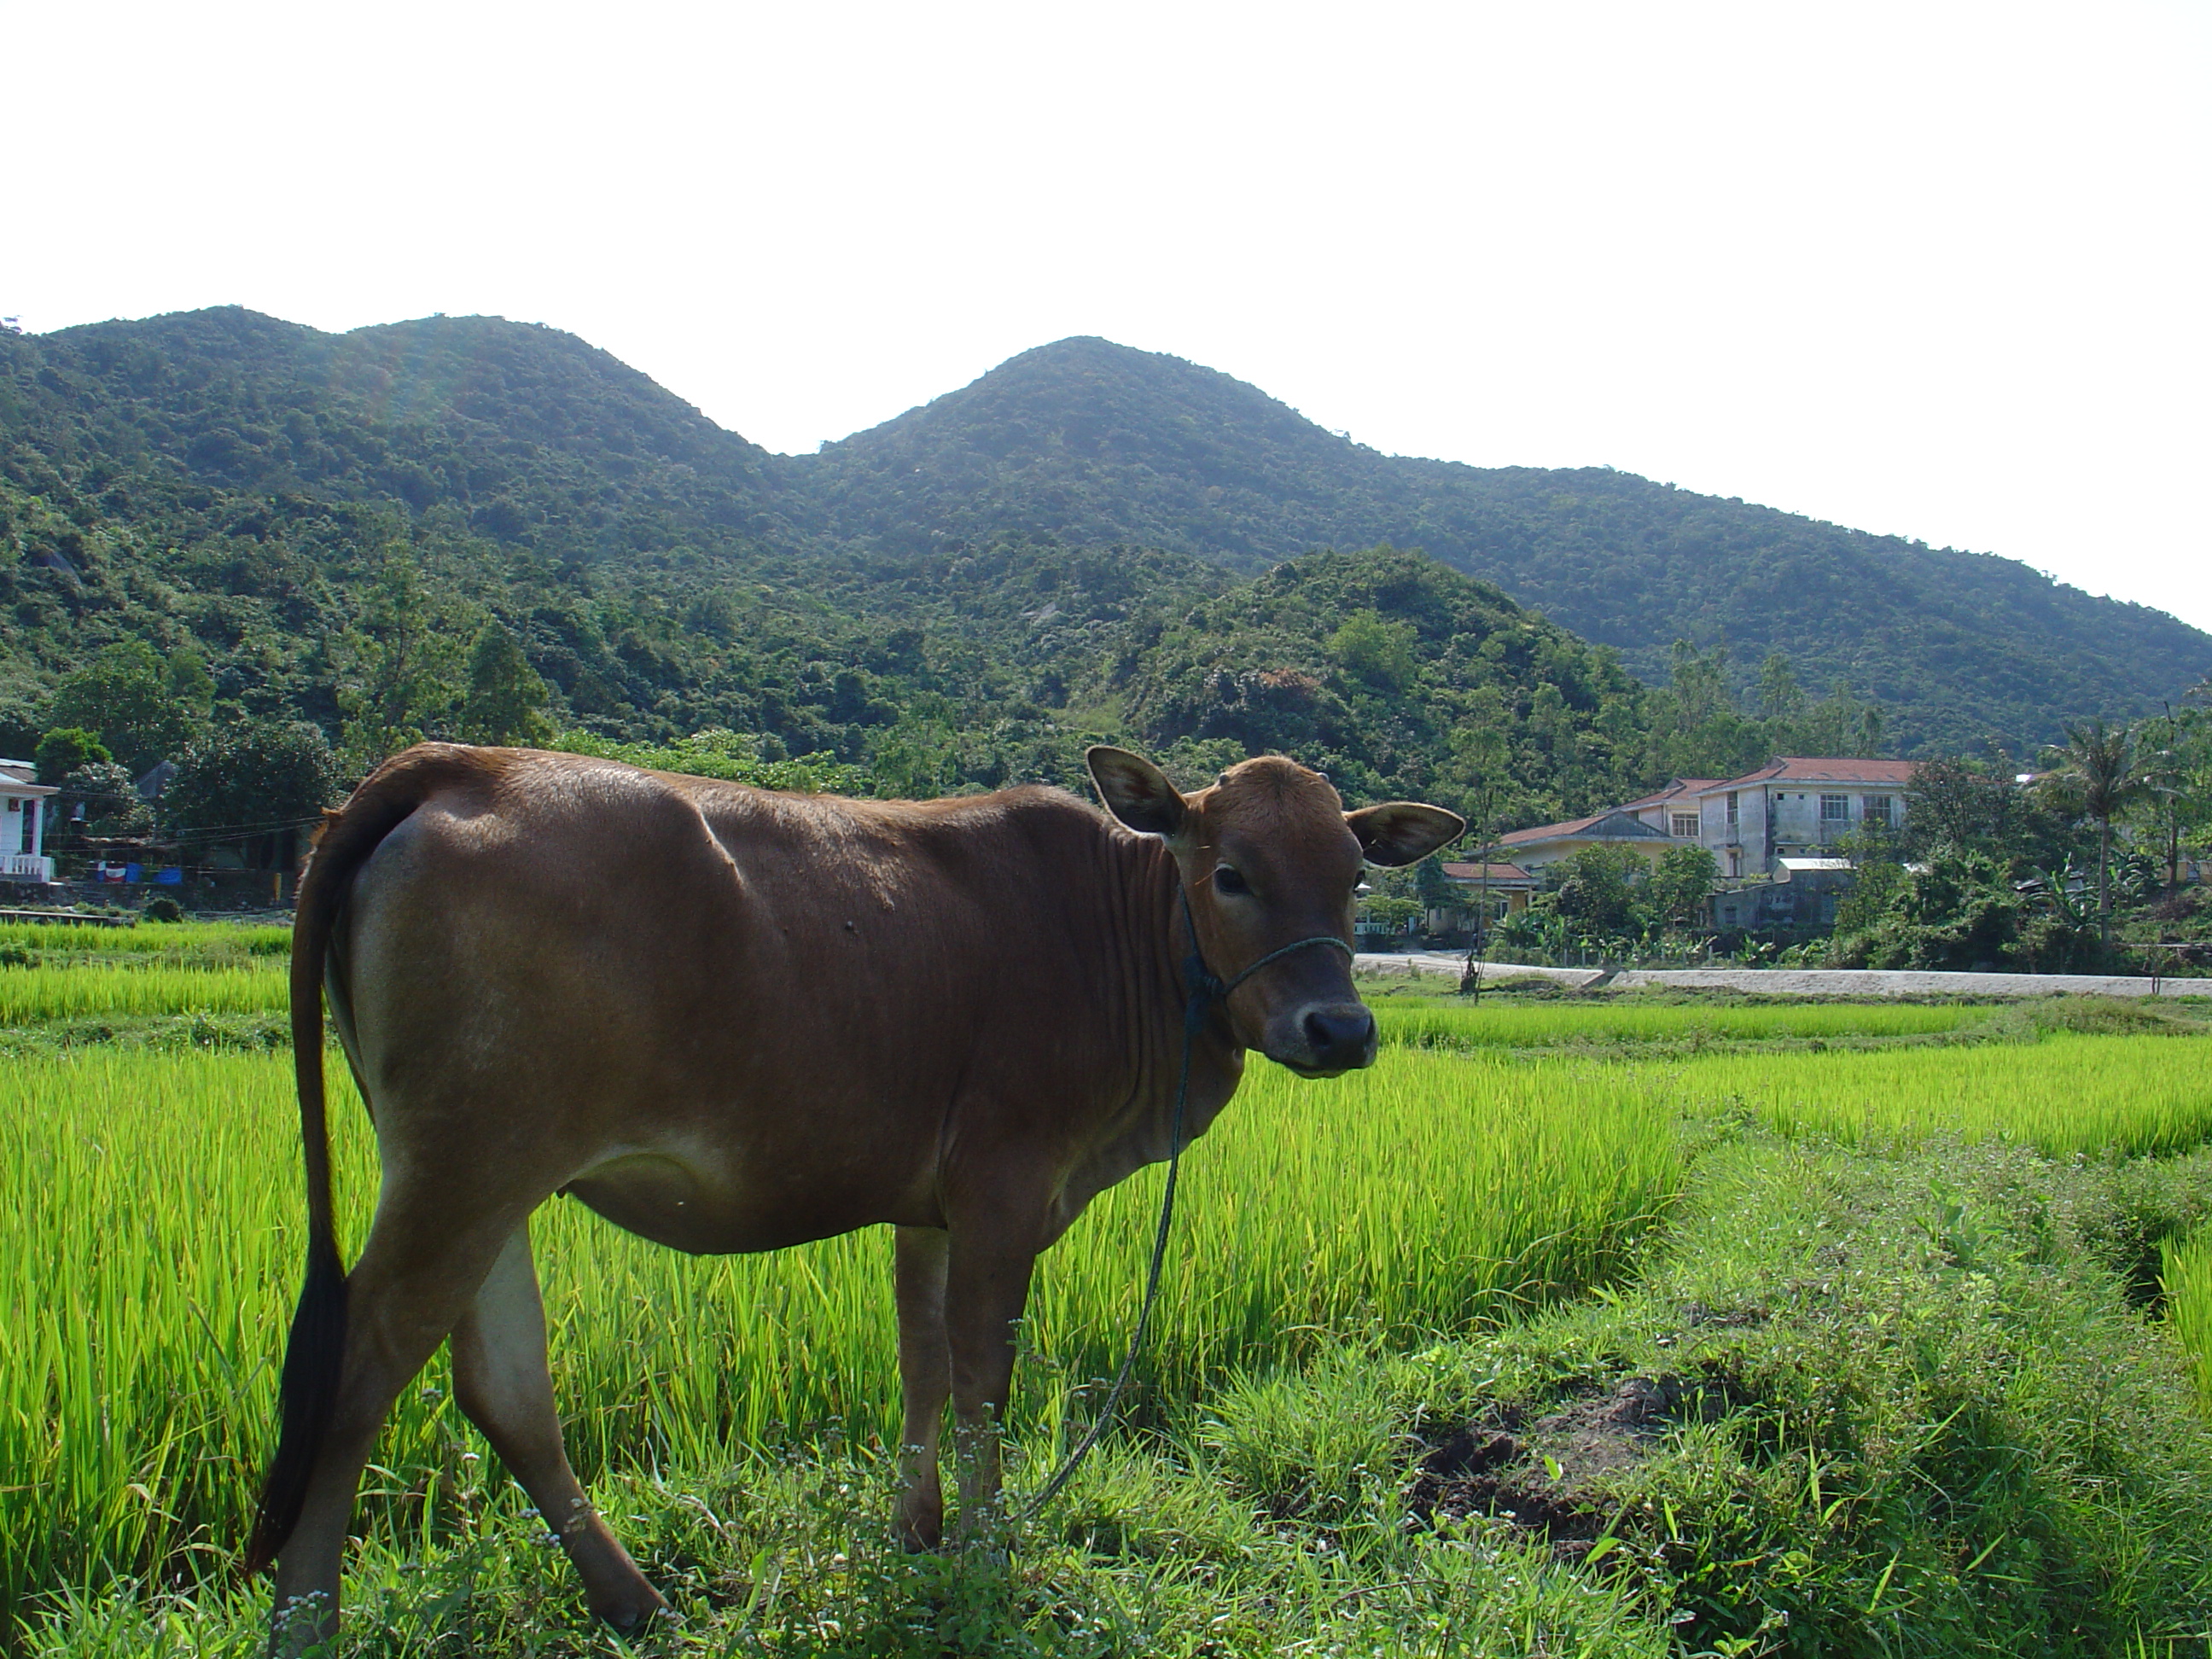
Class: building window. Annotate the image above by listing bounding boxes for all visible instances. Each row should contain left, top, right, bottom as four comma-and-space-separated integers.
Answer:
1726, 791, 1739, 829
1820, 794, 1850, 822
1863, 795, 1895, 828
1671, 812, 1698, 838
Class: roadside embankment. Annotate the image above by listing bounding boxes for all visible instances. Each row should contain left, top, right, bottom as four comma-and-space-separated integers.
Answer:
1359, 952, 2207, 998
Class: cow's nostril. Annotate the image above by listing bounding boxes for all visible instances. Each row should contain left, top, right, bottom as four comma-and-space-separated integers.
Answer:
1302, 1008, 1376, 1061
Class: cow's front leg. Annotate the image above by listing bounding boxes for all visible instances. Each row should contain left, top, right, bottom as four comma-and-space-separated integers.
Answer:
943, 1213, 1042, 1542
892, 1225, 952, 1548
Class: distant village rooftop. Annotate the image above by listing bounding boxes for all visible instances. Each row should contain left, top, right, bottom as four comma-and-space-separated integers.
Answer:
1495, 756, 1917, 887
1688, 757, 1918, 793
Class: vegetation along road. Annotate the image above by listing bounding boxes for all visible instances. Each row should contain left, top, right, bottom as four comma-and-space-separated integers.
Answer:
7, 920, 2212, 1654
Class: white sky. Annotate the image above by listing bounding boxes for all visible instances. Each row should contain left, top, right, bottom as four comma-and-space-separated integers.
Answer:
9, 1, 2210, 637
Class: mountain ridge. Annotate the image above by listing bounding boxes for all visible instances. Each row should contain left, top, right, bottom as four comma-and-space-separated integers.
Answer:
798, 333, 2209, 748
5, 308, 2207, 759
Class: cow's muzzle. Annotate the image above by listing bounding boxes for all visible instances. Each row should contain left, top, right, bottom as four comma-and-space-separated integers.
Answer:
1268, 1003, 1379, 1078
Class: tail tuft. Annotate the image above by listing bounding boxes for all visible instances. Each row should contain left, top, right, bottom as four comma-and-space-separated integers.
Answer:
244, 1240, 348, 1575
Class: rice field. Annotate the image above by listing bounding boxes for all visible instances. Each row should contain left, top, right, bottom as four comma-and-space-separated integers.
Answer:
0, 919, 290, 962
1375, 996, 1988, 1051
1650, 1033, 2212, 1161
0, 1045, 1680, 1617
2163, 1231, 2212, 1417
7, 958, 2212, 1633
0, 963, 286, 1023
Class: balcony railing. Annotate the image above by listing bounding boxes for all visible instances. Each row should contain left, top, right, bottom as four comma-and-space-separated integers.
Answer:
1, 853, 56, 882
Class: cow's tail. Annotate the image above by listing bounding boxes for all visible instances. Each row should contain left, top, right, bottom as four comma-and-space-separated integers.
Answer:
246, 743, 498, 1575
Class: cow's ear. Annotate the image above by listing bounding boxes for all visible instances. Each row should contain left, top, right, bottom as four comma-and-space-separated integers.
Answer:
1087, 747, 1188, 838
1347, 802, 1464, 866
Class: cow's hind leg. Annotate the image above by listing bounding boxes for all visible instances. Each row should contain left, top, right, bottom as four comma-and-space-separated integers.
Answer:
893, 1225, 952, 1548
451, 1223, 667, 1627
267, 1204, 515, 1657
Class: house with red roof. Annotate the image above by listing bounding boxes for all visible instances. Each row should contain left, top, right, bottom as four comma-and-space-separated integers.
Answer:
1489, 757, 1918, 934
1494, 806, 1676, 873
1683, 758, 1916, 879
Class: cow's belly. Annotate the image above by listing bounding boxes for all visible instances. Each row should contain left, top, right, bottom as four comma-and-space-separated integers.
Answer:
562, 1141, 929, 1255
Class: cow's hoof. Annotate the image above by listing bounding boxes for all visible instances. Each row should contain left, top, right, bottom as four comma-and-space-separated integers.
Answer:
896, 1505, 945, 1551
593, 1586, 674, 1632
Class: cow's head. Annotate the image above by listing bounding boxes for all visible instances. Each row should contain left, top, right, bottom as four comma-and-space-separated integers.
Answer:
1087, 747, 1464, 1076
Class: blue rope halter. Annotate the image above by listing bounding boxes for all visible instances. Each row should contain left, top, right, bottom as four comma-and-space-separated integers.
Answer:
1021, 893, 1353, 1516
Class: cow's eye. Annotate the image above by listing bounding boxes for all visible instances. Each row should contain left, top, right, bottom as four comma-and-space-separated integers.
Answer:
1213, 864, 1251, 897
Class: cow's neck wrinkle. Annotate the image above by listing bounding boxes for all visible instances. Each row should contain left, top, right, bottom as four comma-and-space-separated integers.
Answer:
1051, 825, 1243, 1231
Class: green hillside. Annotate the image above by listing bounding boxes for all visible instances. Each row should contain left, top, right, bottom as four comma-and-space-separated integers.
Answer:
3, 307, 2203, 821
802, 337, 2210, 751
0, 312, 1668, 826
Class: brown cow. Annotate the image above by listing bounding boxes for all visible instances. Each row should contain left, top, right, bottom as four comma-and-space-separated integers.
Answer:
247, 741, 1460, 1653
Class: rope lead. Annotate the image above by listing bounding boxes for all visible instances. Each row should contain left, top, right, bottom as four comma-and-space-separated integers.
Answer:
1020, 895, 1352, 1519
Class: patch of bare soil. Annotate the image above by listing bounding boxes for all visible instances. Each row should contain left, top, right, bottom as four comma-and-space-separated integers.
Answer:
1406, 1376, 1747, 1558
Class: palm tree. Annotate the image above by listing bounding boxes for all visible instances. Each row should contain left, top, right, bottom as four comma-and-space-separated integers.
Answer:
2042, 719, 2148, 949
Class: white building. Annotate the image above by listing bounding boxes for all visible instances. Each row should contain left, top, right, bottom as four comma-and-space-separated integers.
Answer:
1510, 761, 1912, 881
1679, 758, 1915, 879
0, 760, 57, 883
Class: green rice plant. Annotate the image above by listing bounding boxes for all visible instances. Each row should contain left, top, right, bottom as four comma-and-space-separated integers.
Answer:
0, 1045, 1682, 1622
2163, 1230, 2212, 1416
0, 924, 292, 973
1646, 1032, 2212, 1161
1376, 997, 1987, 1051
0, 963, 286, 1023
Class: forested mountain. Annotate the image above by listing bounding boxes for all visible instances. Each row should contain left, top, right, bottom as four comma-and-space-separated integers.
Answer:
2, 307, 2203, 835
0, 310, 1667, 828
800, 337, 2210, 752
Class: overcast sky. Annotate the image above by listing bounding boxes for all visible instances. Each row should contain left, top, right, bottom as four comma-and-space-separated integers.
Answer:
9, 1, 2209, 636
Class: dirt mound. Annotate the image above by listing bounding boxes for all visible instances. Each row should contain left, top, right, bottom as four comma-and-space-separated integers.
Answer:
1407, 1376, 1745, 1557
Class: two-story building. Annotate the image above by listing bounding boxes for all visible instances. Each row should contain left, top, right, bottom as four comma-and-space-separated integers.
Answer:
1490, 757, 1914, 933
0, 760, 58, 883
1684, 758, 1916, 879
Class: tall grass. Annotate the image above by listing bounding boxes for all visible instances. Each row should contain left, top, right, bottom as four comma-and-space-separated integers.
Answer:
2165, 1231, 2212, 1418
1377, 998, 1986, 1051
0, 921, 289, 961
9, 979, 2207, 1628
0, 963, 285, 1023
0, 1046, 1680, 1617
1654, 1033, 2212, 1161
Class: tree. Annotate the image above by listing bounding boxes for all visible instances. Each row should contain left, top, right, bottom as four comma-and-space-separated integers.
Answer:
2136, 705, 2212, 896
165, 721, 344, 870
1361, 894, 1423, 934
1326, 609, 1417, 692
47, 641, 201, 773
1545, 844, 1645, 940
2040, 719, 2149, 948
164, 648, 216, 725
1650, 843, 1719, 931
49, 761, 149, 852
1646, 641, 1769, 778
1833, 847, 2027, 971
1756, 653, 1806, 724
457, 620, 555, 747
333, 556, 466, 768
1906, 755, 2081, 876
35, 727, 111, 784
